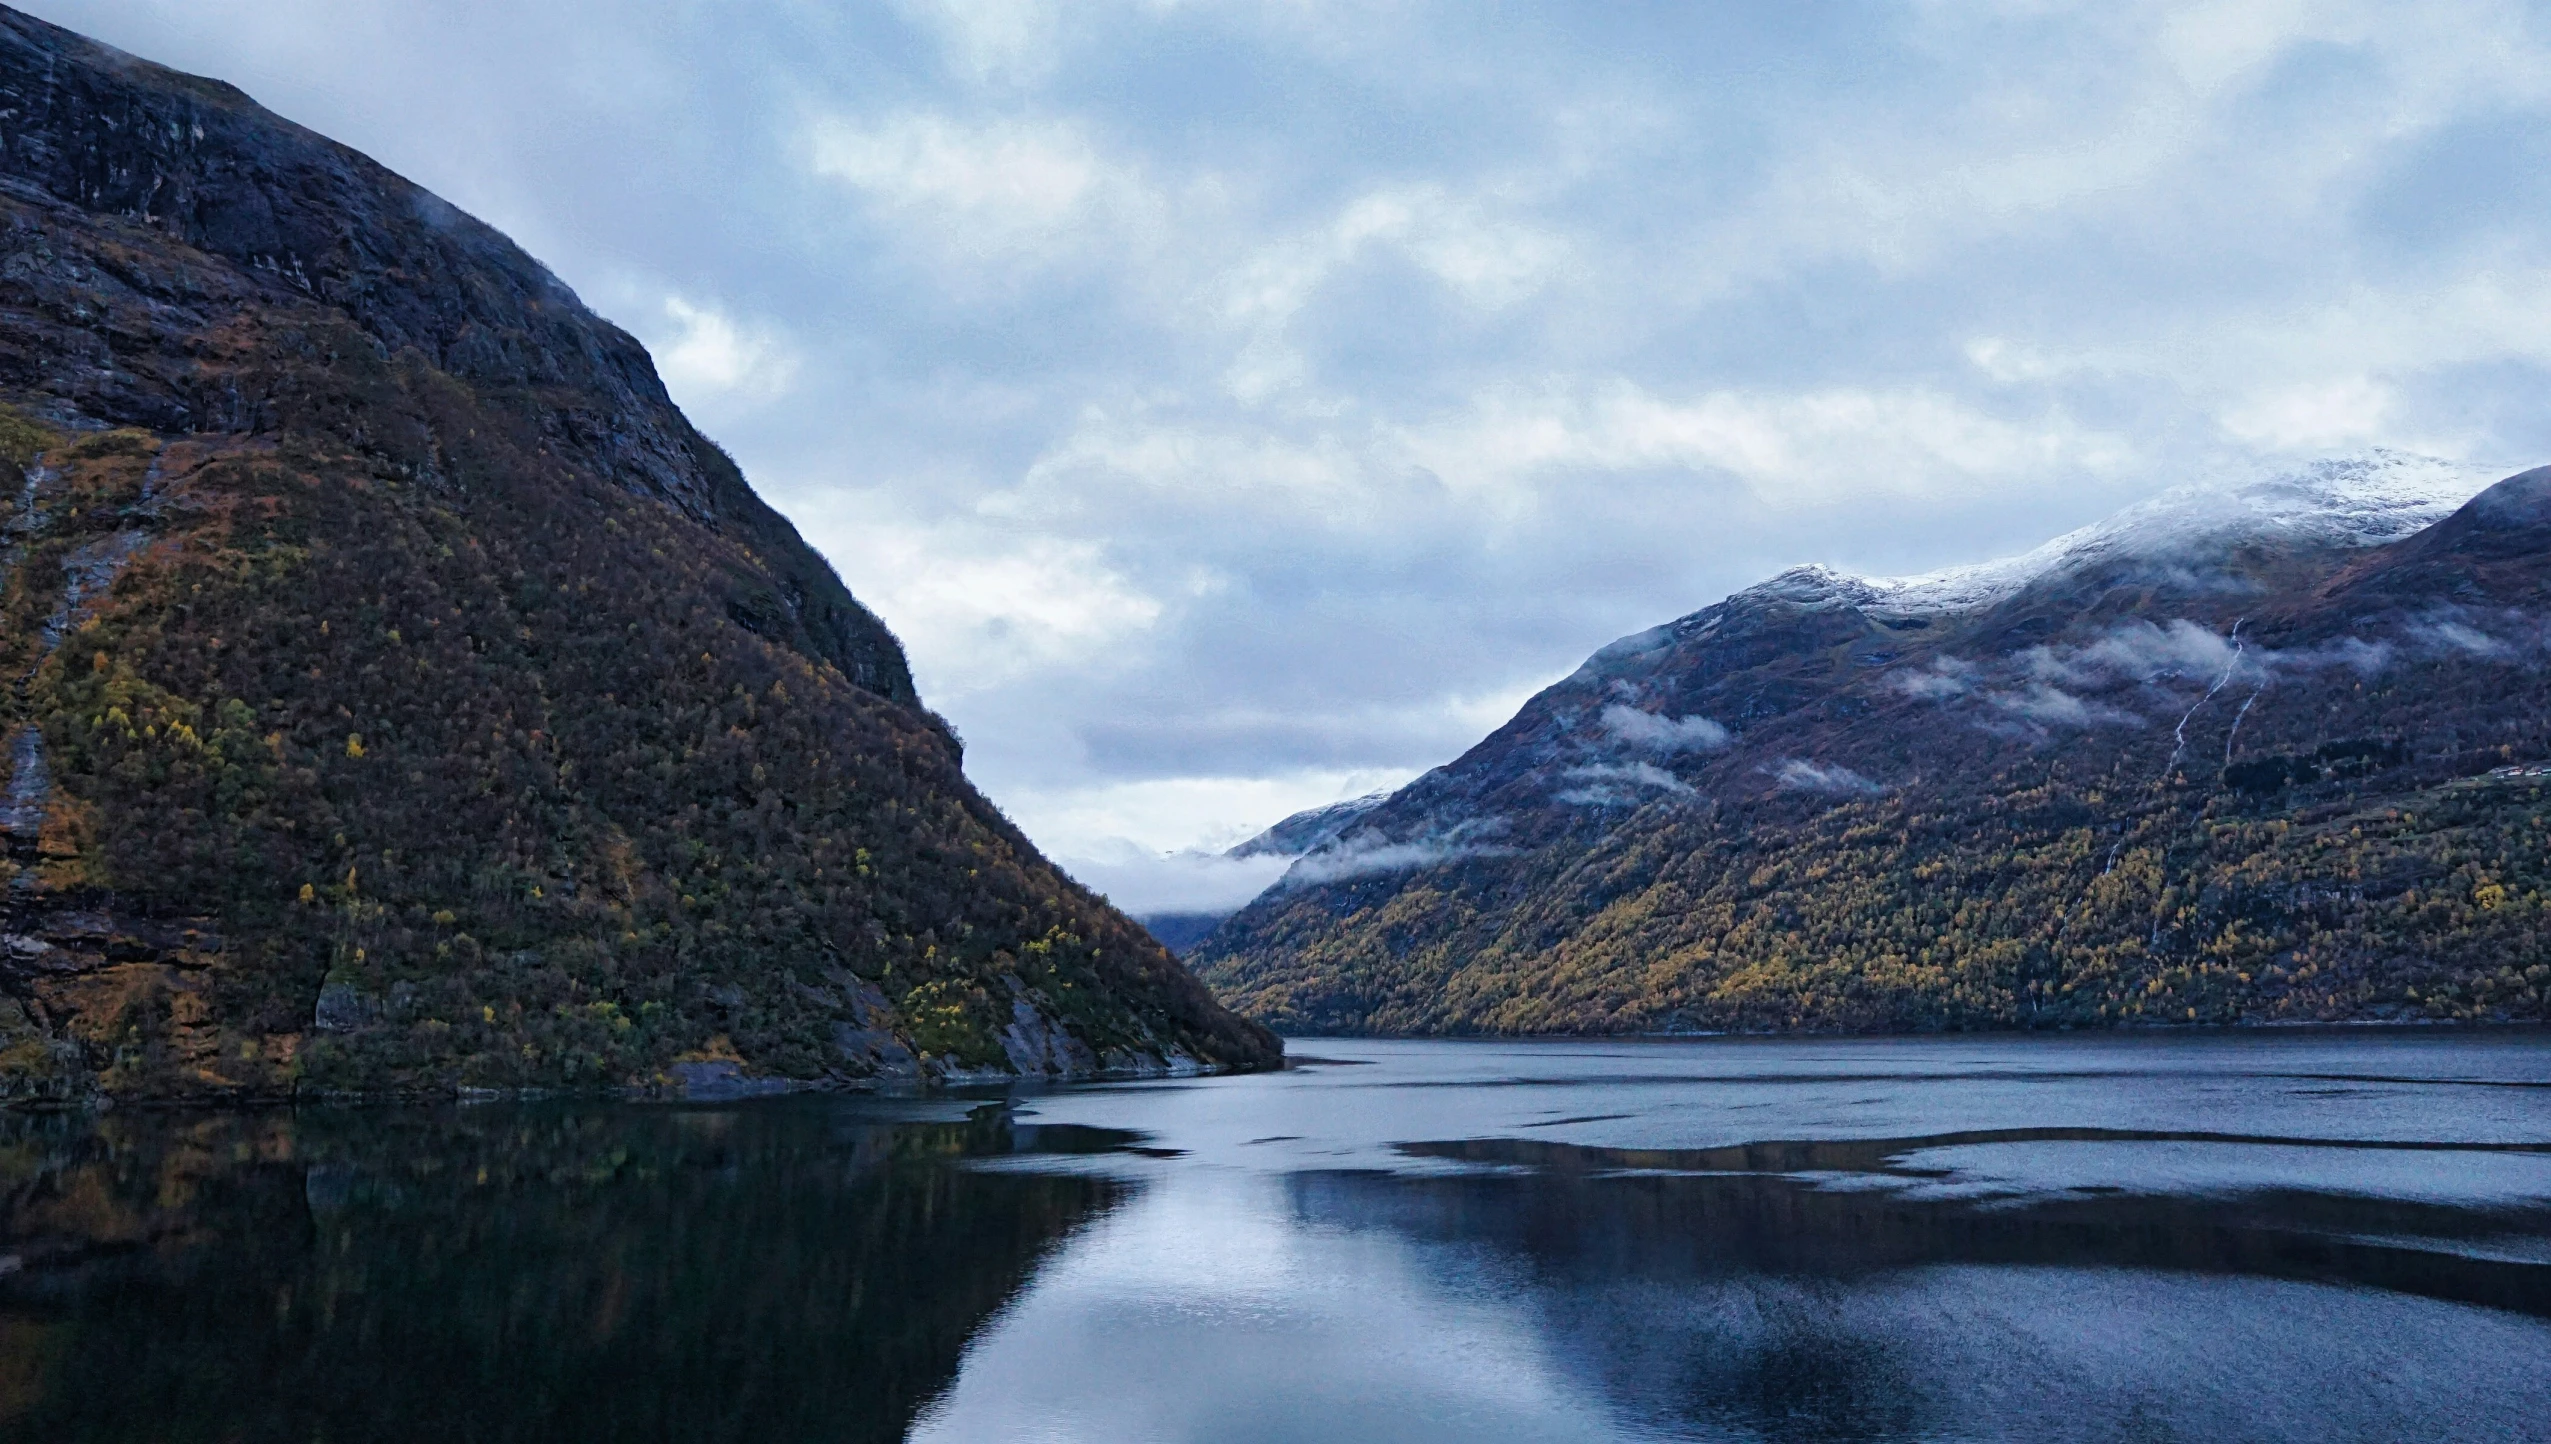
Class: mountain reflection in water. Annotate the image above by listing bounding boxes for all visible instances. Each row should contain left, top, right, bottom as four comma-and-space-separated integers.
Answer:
1285, 1157, 2550, 1441
0, 1101, 1127, 1443
5, 1033, 2551, 1442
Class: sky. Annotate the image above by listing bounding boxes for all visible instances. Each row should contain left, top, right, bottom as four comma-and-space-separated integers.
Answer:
34, 0, 2551, 912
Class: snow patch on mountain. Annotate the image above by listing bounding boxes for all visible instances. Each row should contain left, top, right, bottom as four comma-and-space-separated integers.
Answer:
1743, 450, 2499, 618
1227, 789, 1395, 859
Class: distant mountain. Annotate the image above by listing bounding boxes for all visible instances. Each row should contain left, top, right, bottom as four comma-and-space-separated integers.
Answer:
0, 7, 1276, 1104
1132, 912, 1230, 958
1193, 453, 2551, 1034
1135, 789, 1395, 956
1228, 791, 1392, 859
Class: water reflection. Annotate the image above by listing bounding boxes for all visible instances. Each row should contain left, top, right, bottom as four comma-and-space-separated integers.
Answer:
919, 1035, 2551, 1443
1287, 1161, 2551, 1441
6, 1035, 2551, 1443
1389, 1130, 2551, 1317
0, 1101, 1126, 1443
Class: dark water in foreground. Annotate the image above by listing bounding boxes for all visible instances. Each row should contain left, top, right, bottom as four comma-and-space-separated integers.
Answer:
4, 1034, 2549, 1443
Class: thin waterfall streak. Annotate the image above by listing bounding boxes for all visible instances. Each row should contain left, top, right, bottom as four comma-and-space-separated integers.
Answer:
2225, 684, 2265, 766
2166, 618, 2246, 776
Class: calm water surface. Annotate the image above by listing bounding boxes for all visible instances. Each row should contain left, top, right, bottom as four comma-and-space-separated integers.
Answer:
4, 1032, 2549, 1442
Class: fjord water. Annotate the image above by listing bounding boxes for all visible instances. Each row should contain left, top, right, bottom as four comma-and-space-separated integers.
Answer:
4, 1035, 2548, 1442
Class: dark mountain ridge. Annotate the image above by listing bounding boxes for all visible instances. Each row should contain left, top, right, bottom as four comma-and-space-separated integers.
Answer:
1195, 455, 2551, 1034
0, 6, 1276, 1104
0, 9, 912, 700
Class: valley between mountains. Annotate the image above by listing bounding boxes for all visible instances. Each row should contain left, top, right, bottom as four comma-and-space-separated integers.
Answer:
1191, 453, 2551, 1036
0, 3, 2542, 1113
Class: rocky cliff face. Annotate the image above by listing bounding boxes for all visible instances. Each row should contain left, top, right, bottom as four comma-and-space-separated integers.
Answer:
0, 10, 913, 701
1195, 455, 2551, 1034
0, 6, 1277, 1102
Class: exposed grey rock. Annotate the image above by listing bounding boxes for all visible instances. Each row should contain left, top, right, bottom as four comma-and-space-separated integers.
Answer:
2, 725, 48, 841
40, 526, 147, 646
667, 1060, 798, 1099
825, 973, 921, 1079
312, 980, 380, 1034
998, 995, 1101, 1076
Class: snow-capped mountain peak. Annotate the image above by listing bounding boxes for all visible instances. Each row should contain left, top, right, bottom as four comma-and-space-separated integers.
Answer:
1745, 450, 2500, 618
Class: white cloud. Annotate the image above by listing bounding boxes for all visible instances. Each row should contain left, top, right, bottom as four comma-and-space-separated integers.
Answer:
1028, 766, 1422, 912
1282, 833, 1512, 886
1964, 337, 2079, 386
1000, 415, 1385, 525
1053, 843, 1293, 915
2410, 616, 2512, 658
1559, 760, 1693, 801
1009, 768, 1417, 856
893, 0, 1064, 85
1891, 655, 1980, 701
1772, 759, 1885, 796
2031, 619, 2246, 687
784, 496, 1167, 698
648, 297, 799, 406
1990, 684, 2144, 729
1225, 185, 1569, 323
1395, 381, 2134, 513
806, 110, 1147, 261
1561, 765, 1683, 795
2221, 377, 2394, 451
1599, 704, 1728, 754
1215, 182, 1574, 401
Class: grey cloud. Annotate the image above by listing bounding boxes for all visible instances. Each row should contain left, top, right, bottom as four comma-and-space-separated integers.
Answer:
55, 0, 2551, 863
1771, 759, 1885, 796
1557, 760, 1693, 806
1989, 684, 2144, 730
2028, 619, 2248, 688
1056, 846, 1292, 915
1891, 656, 1979, 701
1280, 832, 1514, 887
2410, 616, 2514, 659
1598, 703, 1729, 755
2282, 636, 2397, 676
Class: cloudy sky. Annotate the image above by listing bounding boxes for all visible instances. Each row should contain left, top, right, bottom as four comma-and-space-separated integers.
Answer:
38, 0, 2551, 911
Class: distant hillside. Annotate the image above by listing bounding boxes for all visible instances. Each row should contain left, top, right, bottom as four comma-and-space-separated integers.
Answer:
1134, 789, 1394, 956
0, 6, 1276, 1103
1133, 912, 1229, 958
1194, 454, 2551, 1034
1228, 791, 1391, 859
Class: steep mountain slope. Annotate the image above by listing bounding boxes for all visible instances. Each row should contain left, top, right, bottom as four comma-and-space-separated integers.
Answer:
0, 7, 1276, 1103
1194, 454, 2551, 1034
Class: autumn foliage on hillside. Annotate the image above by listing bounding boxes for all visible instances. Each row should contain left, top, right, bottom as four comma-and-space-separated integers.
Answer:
4, 398, 1261, 1095
1203, 761, 2551, 1035
0, 8, 1273, 1100
1198, 467, 2551, 1036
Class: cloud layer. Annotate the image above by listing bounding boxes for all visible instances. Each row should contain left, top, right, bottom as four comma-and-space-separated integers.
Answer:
45, 0, 2551, 909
